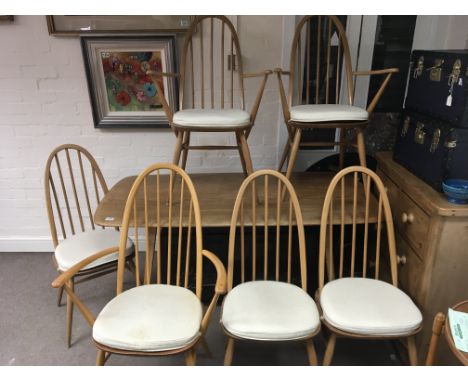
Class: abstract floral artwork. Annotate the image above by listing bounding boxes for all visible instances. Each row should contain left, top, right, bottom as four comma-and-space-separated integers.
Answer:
81, 35, 177, 128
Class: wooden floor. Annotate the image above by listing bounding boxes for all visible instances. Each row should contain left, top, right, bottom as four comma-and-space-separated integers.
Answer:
95, 171, 378, 228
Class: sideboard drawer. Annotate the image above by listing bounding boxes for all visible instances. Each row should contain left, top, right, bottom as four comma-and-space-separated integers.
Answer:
395, 233, 425, 306
379, 170, 430, 258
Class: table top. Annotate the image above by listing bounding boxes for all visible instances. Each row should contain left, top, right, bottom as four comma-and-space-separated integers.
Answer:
94, 171, 379, 228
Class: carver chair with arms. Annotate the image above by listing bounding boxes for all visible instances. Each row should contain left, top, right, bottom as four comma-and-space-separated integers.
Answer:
44, 144, 135, 348
275, 15, 398, 179
316, 166, 423, 365
52, 163, 227, 365
220, 169, 320, 365
148, 15, 271, 176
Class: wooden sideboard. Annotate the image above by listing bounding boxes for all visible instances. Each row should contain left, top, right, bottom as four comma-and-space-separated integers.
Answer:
376, 152, 468, 365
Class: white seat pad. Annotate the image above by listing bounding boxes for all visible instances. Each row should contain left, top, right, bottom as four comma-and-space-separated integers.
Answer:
173, 108, 251, 127
290, 104, 368, 123
320, 278, 422, 336
93, 284, 203, 352
54, 229, 133, 272
221, 280, 320, 341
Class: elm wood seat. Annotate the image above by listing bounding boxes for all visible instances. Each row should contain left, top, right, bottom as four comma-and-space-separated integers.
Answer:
316, 166, 423, 365
275, 15, 398, 180
148, 15, 271, 176
52, 163, 227, 365
220, 170, 320, 365
44, 144, 135, 348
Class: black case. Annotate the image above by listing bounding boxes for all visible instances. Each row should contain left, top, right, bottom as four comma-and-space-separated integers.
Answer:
405, 49, 468, 128
393, 110, 468, 191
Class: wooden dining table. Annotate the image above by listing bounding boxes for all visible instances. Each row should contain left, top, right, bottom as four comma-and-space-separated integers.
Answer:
94, 171, 379, 228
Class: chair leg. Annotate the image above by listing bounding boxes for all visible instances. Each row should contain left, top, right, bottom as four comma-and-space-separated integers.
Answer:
284, 128, 302, 181
57, 286, 64, 307
425, 312, 446, 366
237, 131, 254, 175
224, 337, 235, 366
172, 130, 184, 167
356, 128, 367, 168
180, 131, 191, 171
277, 138, 291, 172
200, 337, 213, 358
185, 348, 197, 366
66, 278, 74, 348
322, 333, 337, 366
305, 339, 318, 366
407, 335, 418, 366
339, 128, 346, 170
235, 132, 248, 177
96, 349, 106, 366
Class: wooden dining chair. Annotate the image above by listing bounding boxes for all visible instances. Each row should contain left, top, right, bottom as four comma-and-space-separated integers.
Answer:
52, 163, 227, 365
148, 15, 271, 176
44, 144, 135, 347
220, 169, 320, 365
275, 16, 398, 180
316, 166, 423, 365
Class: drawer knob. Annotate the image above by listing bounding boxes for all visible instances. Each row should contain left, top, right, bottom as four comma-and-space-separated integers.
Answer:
397, 255, 407, 265
401, 212, 414, 223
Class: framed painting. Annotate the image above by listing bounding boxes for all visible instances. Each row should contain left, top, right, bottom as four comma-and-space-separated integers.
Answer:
81, 35, 177, 129
47, 16, 192, 36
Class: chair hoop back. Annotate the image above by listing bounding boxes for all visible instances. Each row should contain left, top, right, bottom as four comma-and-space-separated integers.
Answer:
288, 15, 353, 107
318, 166, 398, 289
227, 169, 308, 292
179, 15, 245, 111
44, 144, 109, 248
117, 163, 203, 298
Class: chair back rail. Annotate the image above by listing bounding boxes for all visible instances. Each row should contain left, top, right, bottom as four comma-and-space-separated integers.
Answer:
318, 166, 398, 289
116, 164, 204, 298
227, 170, 308, 292
180, 15, 245, 110
288, 15, 353, 107
44, 144, 108, 248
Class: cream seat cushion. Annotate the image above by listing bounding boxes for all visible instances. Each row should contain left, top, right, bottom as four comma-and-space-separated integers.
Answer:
320, 278, 423, 336
173, 108, 251, 128
221, 280, 320, 341
54, 229, 133, 272
93, 284, 203, 352
290, 104, 368, 123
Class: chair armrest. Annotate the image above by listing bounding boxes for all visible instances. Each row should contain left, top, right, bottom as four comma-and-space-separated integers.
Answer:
51, 246, 119, 288
146, 70, 177, 123
273, 68, 291, 76
202, 249, 227, 295
243, 70, 272, 134
274, 68, 291, 123
353, 68, 399, 115
242, 69, 273, 78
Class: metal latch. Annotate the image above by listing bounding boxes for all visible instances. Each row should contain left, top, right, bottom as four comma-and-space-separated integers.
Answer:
414, 122, 425, 144
428, 59, 444, 82
401, 116, 410, 137
430, 128, 441, 153
413, 56, 424, 78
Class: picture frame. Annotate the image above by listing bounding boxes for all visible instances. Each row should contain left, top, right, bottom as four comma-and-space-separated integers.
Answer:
81, 35, 178, 129
47, 15, 192, 36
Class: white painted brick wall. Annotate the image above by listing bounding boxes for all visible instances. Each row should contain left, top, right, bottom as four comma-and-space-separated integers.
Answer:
0, 15, 284, 251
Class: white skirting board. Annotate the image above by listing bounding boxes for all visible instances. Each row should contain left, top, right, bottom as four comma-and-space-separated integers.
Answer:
0, 236, 148, 252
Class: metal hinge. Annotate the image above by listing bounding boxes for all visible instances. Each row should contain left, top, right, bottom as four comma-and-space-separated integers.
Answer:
414, 122, 425, 144
430, 128, 441, 153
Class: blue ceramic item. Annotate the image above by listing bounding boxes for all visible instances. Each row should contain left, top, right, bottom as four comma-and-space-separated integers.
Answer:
442, 179, 468, 204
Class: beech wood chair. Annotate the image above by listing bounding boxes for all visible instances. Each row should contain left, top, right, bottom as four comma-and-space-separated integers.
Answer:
275, 16, 398, 179
148, 15, 271, 176
52, 163, 227, 365
316, 166, 423, 365
220, 169, 320, 365
44, 144, 135, 348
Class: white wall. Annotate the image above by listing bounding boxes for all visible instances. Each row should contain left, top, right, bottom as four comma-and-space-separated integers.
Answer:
0, 16, 284, 251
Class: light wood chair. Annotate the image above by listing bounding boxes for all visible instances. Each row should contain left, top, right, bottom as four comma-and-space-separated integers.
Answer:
425, 300, 468, 366
220, 169, 320, 365
275, 16, 398, 179
148, 15, 271, 176
52, 163, 227, 365
316, 166, 423, 365
44, 144, 135, 348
